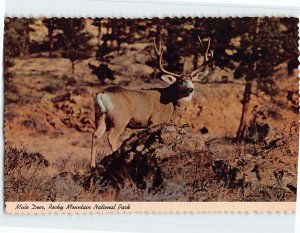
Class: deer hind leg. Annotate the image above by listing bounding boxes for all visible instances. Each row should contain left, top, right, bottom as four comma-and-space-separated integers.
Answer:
91, 114, 106, 169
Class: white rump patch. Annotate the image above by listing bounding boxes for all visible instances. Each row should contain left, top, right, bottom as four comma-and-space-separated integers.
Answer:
96, 93, 114, 113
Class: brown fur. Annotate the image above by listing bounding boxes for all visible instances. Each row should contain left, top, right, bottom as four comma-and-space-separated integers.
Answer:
90, 80, 194, 168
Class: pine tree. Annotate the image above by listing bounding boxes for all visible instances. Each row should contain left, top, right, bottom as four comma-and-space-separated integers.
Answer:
92, 18, 110, 61
163, 18, 194, 73
42, 18, 61, 57
4, 18, 35, 57
3, 18, 35, 80
58, 18, 93, 75
4, 19, 16, 80
92, 18, 103, 47
196, 17, 299, 141
158, 17, 298, 141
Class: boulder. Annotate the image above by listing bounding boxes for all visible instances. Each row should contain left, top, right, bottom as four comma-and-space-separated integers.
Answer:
90, 124, 209, 197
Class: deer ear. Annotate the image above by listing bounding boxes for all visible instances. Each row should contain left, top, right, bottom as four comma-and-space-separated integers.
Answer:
161, 75, 177, 84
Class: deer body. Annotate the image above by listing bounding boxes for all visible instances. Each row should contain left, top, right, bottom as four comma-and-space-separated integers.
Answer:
96, 87, 175, 128
91, 82, 193, 168
91, 37, 213, 168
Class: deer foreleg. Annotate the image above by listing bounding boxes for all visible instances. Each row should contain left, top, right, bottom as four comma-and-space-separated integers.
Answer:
107, 119, 129, 153
108, 128, 123, 153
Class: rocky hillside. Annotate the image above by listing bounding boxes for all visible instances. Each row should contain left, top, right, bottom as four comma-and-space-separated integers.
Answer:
5, 123, 297, 202
4, 41, 298, 202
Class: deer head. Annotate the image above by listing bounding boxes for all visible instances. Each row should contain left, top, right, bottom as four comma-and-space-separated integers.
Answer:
154, 36, 213, 100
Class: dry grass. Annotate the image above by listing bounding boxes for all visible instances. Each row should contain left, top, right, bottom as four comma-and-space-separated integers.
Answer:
4, 146, 118, 201
5, 122, 297, 202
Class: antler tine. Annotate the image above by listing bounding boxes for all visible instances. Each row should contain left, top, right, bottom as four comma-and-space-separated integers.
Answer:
197, 36, 213, 64
191, 36, 214, 77
209, 49, 214, 60
153, 38, 181, 77
205, 37, 211, 61
199, 36, 213, 65
153, 38, 162, 55
197, 36, 205, 54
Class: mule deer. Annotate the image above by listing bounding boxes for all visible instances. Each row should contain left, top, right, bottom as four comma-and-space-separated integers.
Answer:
91, 37, 213, 168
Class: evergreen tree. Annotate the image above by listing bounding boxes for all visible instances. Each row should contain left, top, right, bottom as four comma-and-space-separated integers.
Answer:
4, 18, 17, 80
157, 17, 298, 141
163, 18, 194, 73
58, 18, 93, 75
4, 18, 35, 57
92, 18, 103, 47
3, 18, 35, 80
42, 18, 61, 57
3, 35, 15, 80
227, 18, 299, 140
197, 17, 299, 140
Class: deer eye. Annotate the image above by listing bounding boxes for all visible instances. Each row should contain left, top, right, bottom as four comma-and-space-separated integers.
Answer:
178, 80, 184, 85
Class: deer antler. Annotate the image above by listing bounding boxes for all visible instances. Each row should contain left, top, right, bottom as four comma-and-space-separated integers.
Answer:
191, 36, 214, 77
153, 39, 181, 78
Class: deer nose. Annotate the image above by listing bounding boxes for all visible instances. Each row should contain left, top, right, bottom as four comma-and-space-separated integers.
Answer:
187, 88, 194, 93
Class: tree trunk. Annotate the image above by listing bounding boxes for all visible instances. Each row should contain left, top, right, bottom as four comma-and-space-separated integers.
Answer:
71, 61, 75, 75
24, 20, 30, 56
155, 23, 161, 42
48, 28, 53, 57
117, 40, 121, 54
97, 24, 102, 46
235, 79, 253, 141
235, 18, 261, 141
153, 22, 161, 80
193, 50, 198, 70
193, 18, 200, 70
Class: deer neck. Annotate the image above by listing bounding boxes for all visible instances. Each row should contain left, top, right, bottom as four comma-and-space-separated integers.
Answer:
158, 85, 190, 106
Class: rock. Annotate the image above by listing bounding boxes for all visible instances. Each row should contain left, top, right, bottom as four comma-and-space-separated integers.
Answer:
90, 124, 207, 194
200, 127, 209, 134
51, 93, 71, 103
245, 121, 270, 144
